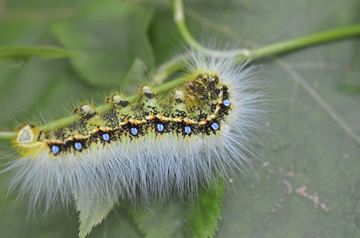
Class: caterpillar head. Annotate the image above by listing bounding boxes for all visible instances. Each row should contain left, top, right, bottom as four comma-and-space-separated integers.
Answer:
14, 124, 44, 157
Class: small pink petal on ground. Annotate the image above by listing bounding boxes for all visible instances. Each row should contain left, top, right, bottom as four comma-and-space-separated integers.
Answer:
296, 186, 329, 212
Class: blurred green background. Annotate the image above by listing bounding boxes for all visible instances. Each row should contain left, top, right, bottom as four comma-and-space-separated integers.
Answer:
0, 0, 359, 237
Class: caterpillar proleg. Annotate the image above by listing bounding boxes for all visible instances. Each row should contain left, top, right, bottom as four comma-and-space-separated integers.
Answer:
3, 53, 264, 212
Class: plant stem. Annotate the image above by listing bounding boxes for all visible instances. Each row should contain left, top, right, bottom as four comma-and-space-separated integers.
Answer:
1, 1, 360, 140
173, 0, 250, 56
38, 76, 188, 132
249, 24, 360, 61
153, 53, 190, 84
0, 131, 16, 141
173, 0, 207, 53
153, 21, 360, 83
168, 0, 360, 77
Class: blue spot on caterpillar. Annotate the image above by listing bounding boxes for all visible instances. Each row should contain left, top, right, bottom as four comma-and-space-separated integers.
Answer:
223, 99, 231, 107
130, 127, 138, 136
51, 145, 60, 155
74, 142, 82, 151
184, 126, 192, 135
6, 54, 264, 213
102, 133, 110, 142
156, 123, 164, 132
211, 122, 219, 131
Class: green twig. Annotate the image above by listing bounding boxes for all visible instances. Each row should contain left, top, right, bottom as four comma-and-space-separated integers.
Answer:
0, 131, 16, 141
173, 0, 206, 53
153, 54, 190, 85
153, 22, 360, 83
2, 74, 188, 138
157, 0, 360, 83
173, 0, 250, 56
0, 45, 84, 60
39, 76, 188, 132
249, 24, 360, 61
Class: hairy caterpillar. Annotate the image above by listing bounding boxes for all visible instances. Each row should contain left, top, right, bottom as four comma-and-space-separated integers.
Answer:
2, 53, 264, 212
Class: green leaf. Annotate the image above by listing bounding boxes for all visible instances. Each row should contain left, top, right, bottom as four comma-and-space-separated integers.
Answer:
87, 209, 142, 238
75, 193, 116, 238
126, 201, 186, 238
52, 0, 154, 86
185, 179, 225, 238
126, 180, 224, 238
0, 45, 83, 63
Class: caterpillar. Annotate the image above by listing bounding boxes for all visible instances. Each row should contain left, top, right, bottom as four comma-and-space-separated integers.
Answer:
3, 53, 264, 212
